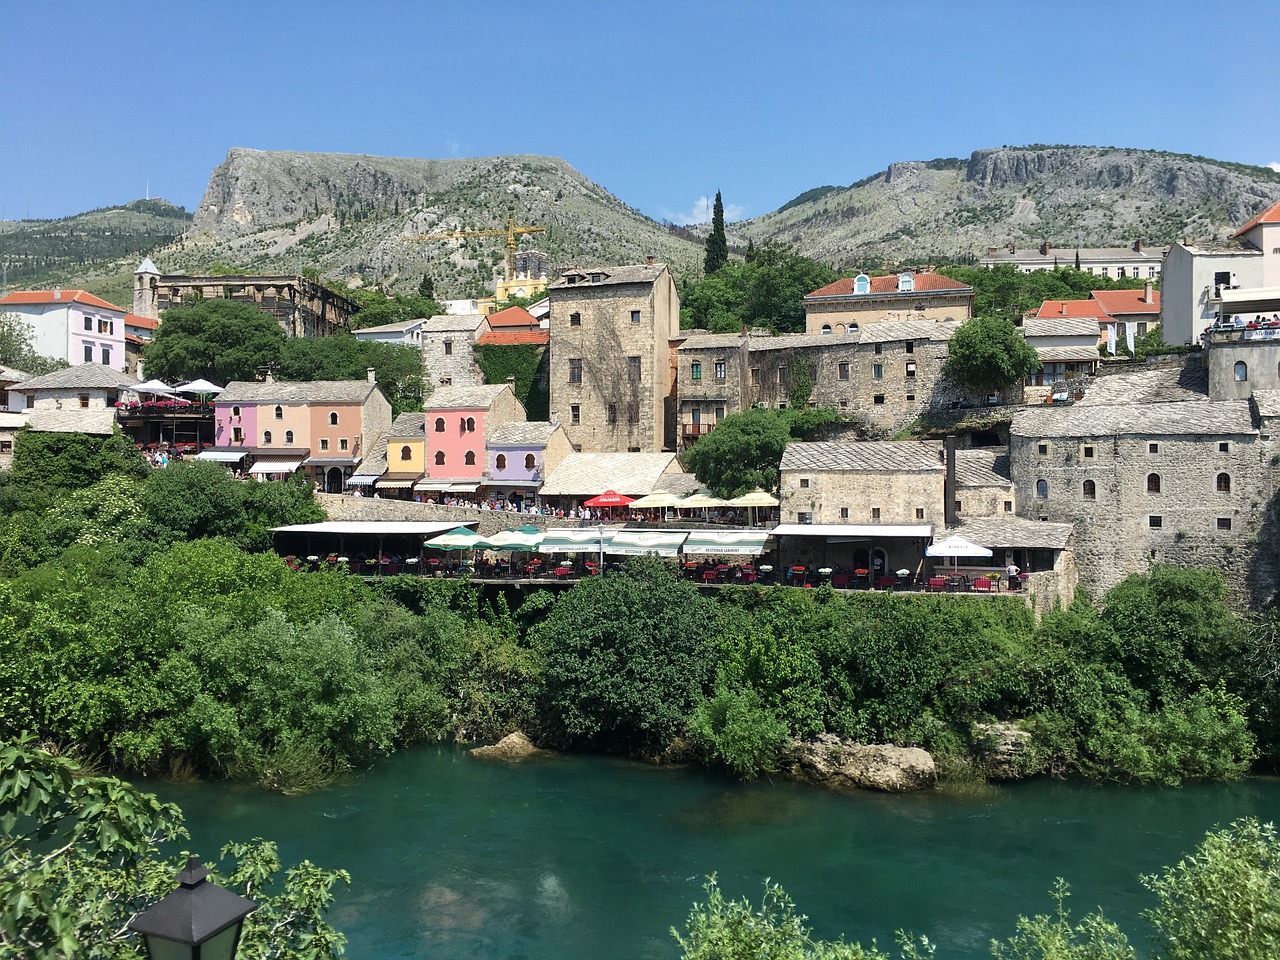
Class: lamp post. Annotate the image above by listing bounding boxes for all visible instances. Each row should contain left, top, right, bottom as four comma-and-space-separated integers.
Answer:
597, 521, 605, 573
129, 855, 257, 960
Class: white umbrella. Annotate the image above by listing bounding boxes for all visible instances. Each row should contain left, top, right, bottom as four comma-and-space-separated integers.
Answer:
173, 378, 225, 395
629, 491, 684, 509
926, 536, 993, 558
729, 489, 779, 508
425, 526, 492, 551
488, 527, 544, 550
131, 378, 175, 394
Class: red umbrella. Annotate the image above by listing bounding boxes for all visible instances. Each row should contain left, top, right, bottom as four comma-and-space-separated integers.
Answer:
583, 489, 634, 507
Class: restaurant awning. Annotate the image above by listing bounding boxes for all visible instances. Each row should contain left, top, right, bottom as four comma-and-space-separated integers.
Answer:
376, 472, 423, 489
248, 458, 304, 475
608, 529, 687, 556
539, 527, 620, 554
683, 530, 772, 556
346, 474, 380, 487
413, 480, 480, 493
304, 455, 362, 467
195, 449, 247, 463
771, 523, 933, 541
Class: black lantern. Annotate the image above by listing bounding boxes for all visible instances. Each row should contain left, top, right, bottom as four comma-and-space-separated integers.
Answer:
129, 855, 258, 960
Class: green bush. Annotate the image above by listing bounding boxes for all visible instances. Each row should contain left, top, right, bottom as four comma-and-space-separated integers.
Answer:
689, 682, 790, 779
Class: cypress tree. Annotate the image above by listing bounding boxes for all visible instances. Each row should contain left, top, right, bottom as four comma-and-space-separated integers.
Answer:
704, 191, 728, 275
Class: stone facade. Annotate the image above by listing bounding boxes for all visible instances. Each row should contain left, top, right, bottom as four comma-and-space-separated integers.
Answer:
779, 441, 946, 526
802, 271, 973, 335
419, 315, 491, 390
548, 263, 679, 453
1009, 356, 1278, 604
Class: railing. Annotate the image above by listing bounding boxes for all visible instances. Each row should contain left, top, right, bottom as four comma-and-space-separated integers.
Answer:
681, 423, 715, 437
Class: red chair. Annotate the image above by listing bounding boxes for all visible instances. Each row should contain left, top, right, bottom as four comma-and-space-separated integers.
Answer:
972, 576, 993, 592
832, 573, 849, 589
554, 566, 572, 580
928, 577, 947, 592
702, 569, 720, 584
877, 575, 897, 590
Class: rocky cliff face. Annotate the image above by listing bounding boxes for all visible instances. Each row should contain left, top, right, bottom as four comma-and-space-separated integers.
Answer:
179, 148, 702, 297
740, 146, 1280, 268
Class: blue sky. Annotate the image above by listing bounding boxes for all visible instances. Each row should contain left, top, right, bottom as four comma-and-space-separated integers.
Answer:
3, 0, 1277, 224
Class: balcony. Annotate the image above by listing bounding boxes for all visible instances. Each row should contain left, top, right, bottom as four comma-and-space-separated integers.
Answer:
114, 400, 215, 419
682, 423, 716, 442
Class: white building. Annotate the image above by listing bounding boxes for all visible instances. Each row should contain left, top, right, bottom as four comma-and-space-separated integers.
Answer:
0, 289, 127, 371
980, 240, 1165, 279
352, 317, 429, 347
1160, 241, 1264, 346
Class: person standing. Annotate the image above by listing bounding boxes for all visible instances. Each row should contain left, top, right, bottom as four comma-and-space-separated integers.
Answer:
1005, 561, 1021, 590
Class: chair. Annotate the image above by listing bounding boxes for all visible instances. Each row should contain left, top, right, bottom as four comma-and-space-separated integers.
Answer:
928, 577, 947, 593
702, 569, 720, 584
832, 573, 850, 589
972, 576, 993, 592
554, 566, 572, 580
946, 575, 965, 592
877, 575, 897, 590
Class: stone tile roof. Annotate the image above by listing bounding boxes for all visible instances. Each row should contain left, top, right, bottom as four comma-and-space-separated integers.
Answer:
656, 471, 703, 496
551, 263, 666, 289
856, 319, 960, 345
539, 452, 679, 497
955, 449, 1011, 488
27, 408, 117, 435
679, 321, 957, 355
0, 289, 125, 312
1090, 289, 1160, 315
489, 421, 559, 446
1253, 389, 1280, 420
1081, 361, 1208, 405
0, 364, 32, 383
781, 440, 943, 473
423, 384, 509, 410
806, 273, 971, 298
20, 363, 138, 391
388, 412, 425, 438
954, 515, 1073, 550
1011, 399, 1254, 438
218, 379, 377, 404
420, 314, 486, 332
1233, 199, 1280, 237
677, 332, 750, 351
1036, 345, 1103, 362
1023, 316, 1101, 339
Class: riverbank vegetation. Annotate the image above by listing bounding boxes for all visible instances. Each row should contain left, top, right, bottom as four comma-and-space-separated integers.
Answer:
675, 817, 1280, 959
0, 429, 1272, 792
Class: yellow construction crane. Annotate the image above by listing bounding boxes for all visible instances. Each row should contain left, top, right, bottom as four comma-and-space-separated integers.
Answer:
403, 217, 546, 282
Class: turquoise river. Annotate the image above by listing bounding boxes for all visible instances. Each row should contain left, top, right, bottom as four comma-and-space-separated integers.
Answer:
150, 748, 1280, 959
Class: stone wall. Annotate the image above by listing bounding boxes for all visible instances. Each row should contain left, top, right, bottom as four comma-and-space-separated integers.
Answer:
780, 467, 944, 526
421, 325, 484, 389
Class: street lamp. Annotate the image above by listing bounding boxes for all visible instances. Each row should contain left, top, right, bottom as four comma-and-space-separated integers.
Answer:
129, 855, 257, 960
597, 521, 605, 573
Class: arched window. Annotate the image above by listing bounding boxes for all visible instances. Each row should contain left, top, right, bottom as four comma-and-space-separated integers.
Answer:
1235, 360, 1248, 382
834, 323, 846, 334
525, 453, 536, 470
329, 412, 339, 426
821, 324, 832, 335
898, 270, 915, 292
284, 430, 294, 445
465, 417, 476, 433
853, 274, 870, 294
434, 418, 445, 432
263, 430, 273, 445
1216, 472, 1231, 493
1147, 473, 1162, 494
1035, 479, 1048, 498
434, 450, 445, 466
496, 454, 507, 470
1083, 479, 1096, 499
464, 450, 476, 466
400, 445, 412, 461
274, 405, 283, 420
232, 405, 241, 418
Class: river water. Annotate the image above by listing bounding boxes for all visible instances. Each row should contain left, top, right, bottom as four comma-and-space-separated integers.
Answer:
150, 747, 1279, 959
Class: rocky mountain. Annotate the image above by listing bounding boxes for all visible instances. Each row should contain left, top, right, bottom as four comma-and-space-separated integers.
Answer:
15, 145, 1280, 305
735, 146, 1280, 268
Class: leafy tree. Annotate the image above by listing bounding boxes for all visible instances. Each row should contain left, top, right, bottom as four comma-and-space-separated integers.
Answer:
11, 427, 149, 492
277, 333, 423, 416
683, 407, 795, 497
144, 299, 287, 383
533, 556, 721, 751
347, 291, 443, 330
990, 879, 1136, 960
704, 190, 729, 275
688, 681, 790, 780
942, 315, 1041, 392
0, 311, 67, 376
418, 274, 436, 299
684, 241, 837, 334
1143, 817, 1280, 959
0, 737, 349, 959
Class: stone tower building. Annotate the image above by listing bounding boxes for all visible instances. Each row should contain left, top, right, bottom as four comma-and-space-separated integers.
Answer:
548, 262, 679, 452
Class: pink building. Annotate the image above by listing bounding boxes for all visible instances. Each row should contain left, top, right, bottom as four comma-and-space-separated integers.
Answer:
419, 384, 525, 497
206, 371, 391, 488
0, 289, 126, 371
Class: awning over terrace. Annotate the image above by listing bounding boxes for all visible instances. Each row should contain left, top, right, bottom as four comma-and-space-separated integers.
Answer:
682, 529, 772, 556
195, 449, 248, 463
248, 457, 304, 475
538, 527, 621, 553
375, 472, 421, 489
607, 529, 687, 556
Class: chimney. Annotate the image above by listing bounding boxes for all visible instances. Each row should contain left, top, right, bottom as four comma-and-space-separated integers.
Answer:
506, 375, 516, 387
1184, 235, 1192, 246
1040, 240, 1051, 256
1059, 302, 1066, 315
366, 367, 376, 383
264, 368, 274, 384
1144, 281, 1154, 304
987, 247, 998, 257
1007, 243, 1015, 253
943, 436, 958, 527
1133, 239, 1143, 253
52, 286, 61, 300
646, 255, 654, 266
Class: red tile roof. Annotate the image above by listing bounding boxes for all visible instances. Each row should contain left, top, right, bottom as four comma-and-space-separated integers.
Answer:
806, 272, 972, 298
0, 289, 125, 312
1035, 299, 1114, 321
1089, 289, 1160, 315
1233, 199, 1280, 238
124, 312, 158, 330
487, 305, 540, 328
478, 329, 549, 346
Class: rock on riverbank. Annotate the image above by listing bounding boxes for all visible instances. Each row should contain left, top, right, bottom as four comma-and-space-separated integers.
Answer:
779, 734, 937, 792
469, 731, 544, 761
